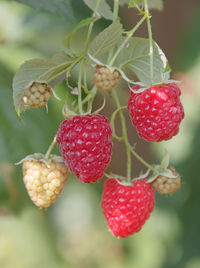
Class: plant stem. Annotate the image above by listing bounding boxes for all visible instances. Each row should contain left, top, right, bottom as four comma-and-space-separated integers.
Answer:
144, 0, 154, 85
109, 15, 146, 66
45, 135, 57, 159
78, 62, 83, 114
127, 143, 158, 173
112, 90, 131, 181
113, 0, 119, 21
84, 0, 102, 53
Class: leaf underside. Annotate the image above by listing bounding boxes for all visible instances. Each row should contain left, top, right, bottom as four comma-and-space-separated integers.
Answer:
13, 51, 73, 115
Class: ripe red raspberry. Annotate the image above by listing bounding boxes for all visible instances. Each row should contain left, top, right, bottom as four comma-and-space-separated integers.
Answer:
94, 65, 121, 92
23, 160, 69, 208
152, 166, 181, 194
128, 83, 184, 142
101, 178, 155, 238
23, 82, 52, 109
56, 115, 113, 183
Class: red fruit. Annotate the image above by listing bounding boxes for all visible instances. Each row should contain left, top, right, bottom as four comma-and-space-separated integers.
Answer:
101, 178, 155, 238
57, 115, 113, 183
128, 83, 184, 142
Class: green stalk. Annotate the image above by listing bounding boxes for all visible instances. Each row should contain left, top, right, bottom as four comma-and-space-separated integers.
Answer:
84, 0, 102, 53
45, 135, 57, 159
113, 0, 119, 21
127, 143, 158, 174
112, 90, 131, 181
144, 0, 154, 85
109, 15, 146, 66
78, 62, 83, 114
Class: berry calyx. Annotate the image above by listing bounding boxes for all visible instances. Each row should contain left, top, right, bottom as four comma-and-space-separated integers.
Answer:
94, 65, 121, 92
56, 114, 113, 183
101, 178, 155, 238
23, 82, 52, 109
22, 156, 68, 208
128, 83, 184, 142
152, 166, 181, 194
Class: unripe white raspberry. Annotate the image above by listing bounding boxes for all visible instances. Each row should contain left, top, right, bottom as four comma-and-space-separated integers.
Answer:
23, 82, 52, 109
22, 160, 68, 208
94, 65, 121, 92
152, 166, 181, 194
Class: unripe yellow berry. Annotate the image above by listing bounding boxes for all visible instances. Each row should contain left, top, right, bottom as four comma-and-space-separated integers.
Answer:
22, 160, 69, 208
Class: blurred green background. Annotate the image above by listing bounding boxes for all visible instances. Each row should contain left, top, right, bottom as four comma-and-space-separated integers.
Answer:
0, 0, 200, 267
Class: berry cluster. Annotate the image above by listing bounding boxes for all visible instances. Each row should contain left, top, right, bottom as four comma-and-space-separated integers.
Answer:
14, 0, 186, 239
19, 77, 184, 238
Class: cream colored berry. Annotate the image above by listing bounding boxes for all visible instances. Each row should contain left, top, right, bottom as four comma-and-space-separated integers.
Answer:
94, 65, 121, 92
23, 82, 52, 109
152, 166, 181, 194
22, 160, 69, 208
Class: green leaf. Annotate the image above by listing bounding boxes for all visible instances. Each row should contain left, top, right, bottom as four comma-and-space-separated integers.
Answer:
140, 0, 164, 11
62, 17, 97, 49
8, 0, 75, 20
128, 0, 163, 10
13, 51, 74, 115
89, 20, 123, 57
83, 0, 113, 20
116, 37, 170, 87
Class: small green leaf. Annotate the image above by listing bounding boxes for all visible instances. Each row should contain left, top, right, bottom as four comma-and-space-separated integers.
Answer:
13, 51, 74, 115
62, 17, 97, 49
89, 20, 123, 57
128, 0, 143, 8
83, 0, 113, 20
128, 0, 163, 10
116, 37, 170, 87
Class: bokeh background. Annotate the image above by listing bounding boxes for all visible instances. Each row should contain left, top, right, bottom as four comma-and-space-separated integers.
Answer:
0, 0, 200, 267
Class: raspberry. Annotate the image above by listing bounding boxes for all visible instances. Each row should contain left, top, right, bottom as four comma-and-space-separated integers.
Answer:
94, 65, 121, 92
152, 166, 181, 194
23, 160, 68, 208
101, 178, 155, 238
128, 83, 184, 142
57, 115, 113, 183
23, 82, 52, 109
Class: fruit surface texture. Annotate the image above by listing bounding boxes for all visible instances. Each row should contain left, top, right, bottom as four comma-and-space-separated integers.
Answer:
152, 166, 181, 194
94, 65, 121, 92
101, 178, 155, 238
128, 84, 184, 142
57, 115, 113, 183
23, 160, 68, 208
23, 82, 52, 109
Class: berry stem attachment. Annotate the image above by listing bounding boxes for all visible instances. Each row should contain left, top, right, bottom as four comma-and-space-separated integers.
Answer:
109, 15, 146, 66
78, 62, 83, 114
45, 135, 57, 159
143, 0, 154, 85
112, 90, 131, 182
110, 105, 127, 140
127, 142, 158, 174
